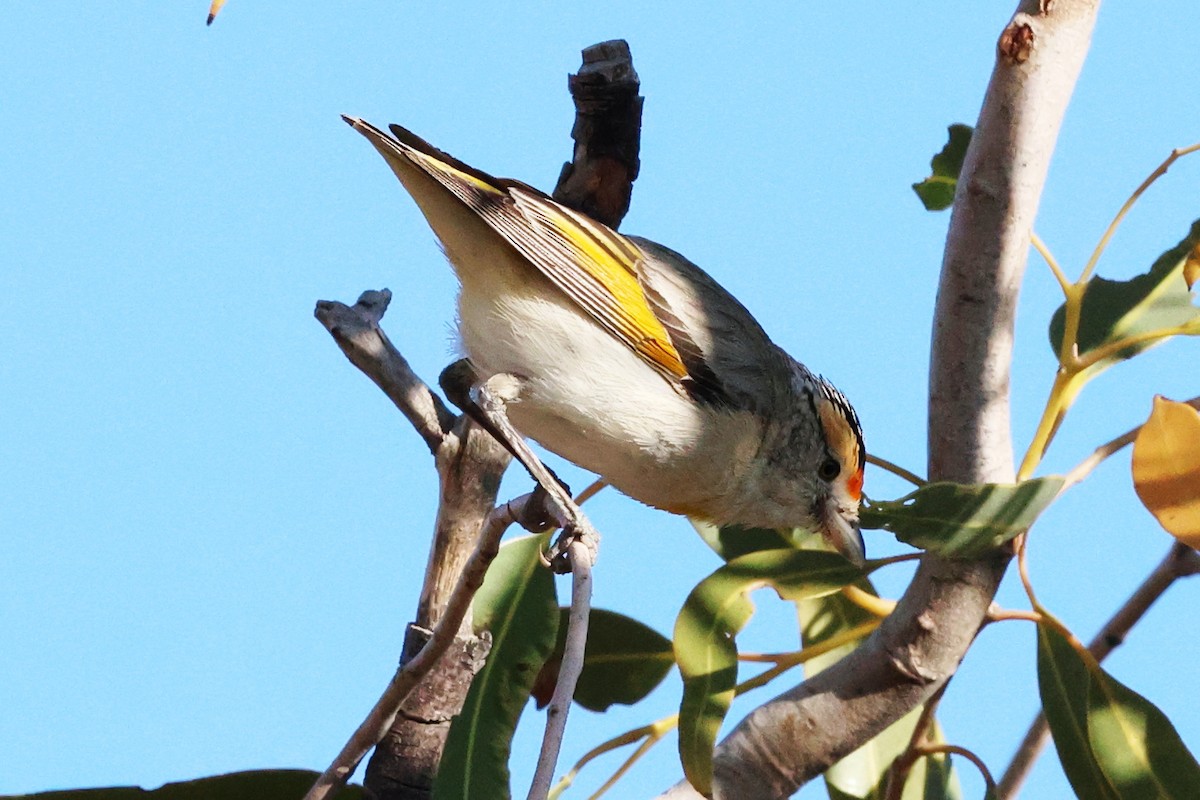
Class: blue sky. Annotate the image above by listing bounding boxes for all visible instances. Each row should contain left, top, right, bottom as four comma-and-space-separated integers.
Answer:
3, 3, 1198, 798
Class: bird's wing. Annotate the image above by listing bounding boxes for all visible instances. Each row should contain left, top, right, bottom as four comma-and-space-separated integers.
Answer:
347, 118, 786, 409
347, 117, 690, 384
630, 236, 792, 413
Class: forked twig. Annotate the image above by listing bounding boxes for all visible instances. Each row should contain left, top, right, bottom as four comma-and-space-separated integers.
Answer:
302, 495, 532, 800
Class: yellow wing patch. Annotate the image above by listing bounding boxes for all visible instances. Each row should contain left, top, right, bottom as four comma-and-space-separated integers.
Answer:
350, 118, 689, 384
528, 196, 689, 380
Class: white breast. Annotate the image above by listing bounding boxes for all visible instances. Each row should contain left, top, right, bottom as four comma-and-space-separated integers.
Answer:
450, 246, 761, 518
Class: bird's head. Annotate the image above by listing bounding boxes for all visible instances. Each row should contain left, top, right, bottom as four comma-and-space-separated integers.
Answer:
810, 379, 866, 565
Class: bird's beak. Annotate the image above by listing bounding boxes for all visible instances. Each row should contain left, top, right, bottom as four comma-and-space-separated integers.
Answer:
821, 499, 866, 567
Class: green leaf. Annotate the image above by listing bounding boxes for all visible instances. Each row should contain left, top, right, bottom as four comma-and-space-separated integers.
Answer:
1049, 219, 1200, 371
860, 477, 1064, 557
538, 607, 673, 712
691, 519, 801, 562
1038, 622, 1119, 800
912, 124, 973, 211
800, 589, 962, 800
434, 534, 558, 800
675, 550, 861, 795
0, 771, 364, 800
1087, 658, 1200, 797
1038, 619, 1200, 799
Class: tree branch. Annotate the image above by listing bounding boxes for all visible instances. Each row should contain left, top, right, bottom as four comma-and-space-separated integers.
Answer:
553, 39, 642, 229
314, 290, 456, 454
659, 3, 1102, 796
304, 494, 532, 800
997, 541, 1200, 797
314, 289, 511, 800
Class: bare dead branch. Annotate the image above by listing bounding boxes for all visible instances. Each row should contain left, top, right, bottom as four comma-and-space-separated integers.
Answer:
304, 494, 539, 800
314, 289, 456, 453
315, 287, 511, 799
997, 541, 1200, 797
553, 39, 642, 229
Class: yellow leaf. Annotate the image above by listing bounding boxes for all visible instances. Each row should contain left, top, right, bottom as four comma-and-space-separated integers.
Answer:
1132, 397, 1200, 548
1185, 242, 1200, 290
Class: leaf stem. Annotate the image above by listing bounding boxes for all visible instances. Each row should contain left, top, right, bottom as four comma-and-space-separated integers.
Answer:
1016, 369, 1086, 480
1080, 143, 1200, 285
868, 552, 925, 570
1074, 320, 1200, 371
917, 743, 998, 796
986, 606, 1042, 624
735, 620, 881, 695
840, 584, 897, 617
1031, 231, 1072, 295
549, 718, 676, 800
866, 454, 927, 487
1015, 534, 1040, 610
586, 729, 670, 800
1061, 394, 1200, 492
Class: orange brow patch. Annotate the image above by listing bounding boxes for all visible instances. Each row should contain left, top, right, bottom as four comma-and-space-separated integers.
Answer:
846, 466, 864, 502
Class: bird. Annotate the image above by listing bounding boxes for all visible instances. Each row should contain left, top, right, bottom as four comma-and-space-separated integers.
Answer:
344, 117, 867, 565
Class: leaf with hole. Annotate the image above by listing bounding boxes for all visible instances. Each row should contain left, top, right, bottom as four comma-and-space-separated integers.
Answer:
1049, 219, 1200, 371
674, 549, 861, 795
860, 478, 1064, 557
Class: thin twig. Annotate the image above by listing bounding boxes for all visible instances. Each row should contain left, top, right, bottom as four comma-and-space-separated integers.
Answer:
528, 540, 596, 800
883, 683, 951, 800
917, 743, 998, 795
314, 290, 456, 453
1079, 142, 1200, 284
574, 479, 608, 506
986, 606, 1042, 624
1030, 231, 1072, 295
997, 541, 1200, 798
866, 454, 927, 487
303, 495, 528, 800
1061, 394, 1200, 492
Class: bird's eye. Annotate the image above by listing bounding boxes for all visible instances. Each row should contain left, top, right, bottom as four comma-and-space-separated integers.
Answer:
818, 457, 841, 481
